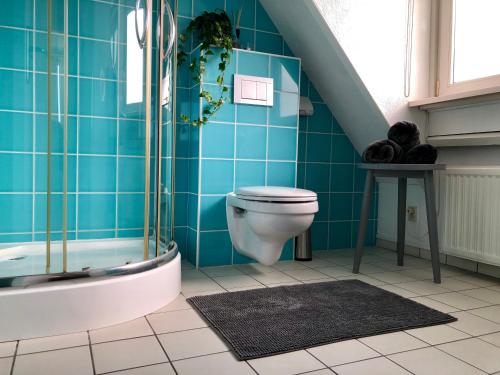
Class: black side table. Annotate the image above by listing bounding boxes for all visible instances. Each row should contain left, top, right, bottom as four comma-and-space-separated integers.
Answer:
353, 163, 446, 283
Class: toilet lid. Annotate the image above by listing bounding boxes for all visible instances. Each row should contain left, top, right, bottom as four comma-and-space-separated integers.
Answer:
235, 186, 317, 202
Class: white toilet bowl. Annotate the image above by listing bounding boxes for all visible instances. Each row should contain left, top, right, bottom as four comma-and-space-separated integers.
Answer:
226, 186, 318, 265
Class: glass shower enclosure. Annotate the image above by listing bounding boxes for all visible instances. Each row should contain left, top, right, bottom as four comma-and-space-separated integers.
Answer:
0, 0, 177, 282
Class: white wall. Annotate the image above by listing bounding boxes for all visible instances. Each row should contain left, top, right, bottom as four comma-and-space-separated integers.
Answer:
262, 0, 500, 254
311, 0, 429, 128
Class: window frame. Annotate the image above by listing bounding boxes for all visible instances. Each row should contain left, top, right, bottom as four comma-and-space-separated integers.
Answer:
436, 0, 500, 97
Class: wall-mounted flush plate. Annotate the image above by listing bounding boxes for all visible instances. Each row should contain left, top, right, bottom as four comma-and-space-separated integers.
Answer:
234, 74, 274, 106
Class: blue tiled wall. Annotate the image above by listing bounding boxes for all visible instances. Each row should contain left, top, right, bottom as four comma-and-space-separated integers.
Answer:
174, 44, 300, 267
298, 74, 378, 252
0, 1, 155, 244
174, 0, 377, 266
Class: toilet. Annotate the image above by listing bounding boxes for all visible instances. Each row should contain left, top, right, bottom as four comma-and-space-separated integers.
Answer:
226, 186, 318, 265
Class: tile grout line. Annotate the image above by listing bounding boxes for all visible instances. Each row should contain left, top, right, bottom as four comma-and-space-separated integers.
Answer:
114, 0, 121, 239
9, 340, 19, 375
144, 315, 179, 375
87, 331, 97, 375
31, 0, 37, 243
75, 0, 81, 240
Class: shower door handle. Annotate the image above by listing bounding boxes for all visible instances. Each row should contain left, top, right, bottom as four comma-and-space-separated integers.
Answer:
157, 0, 176, 60
135, 0, 150, 48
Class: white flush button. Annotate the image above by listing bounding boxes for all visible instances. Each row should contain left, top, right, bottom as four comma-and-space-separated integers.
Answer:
241, 80, 257, 100
234, 74, 273, 106
256, 82, 267, 101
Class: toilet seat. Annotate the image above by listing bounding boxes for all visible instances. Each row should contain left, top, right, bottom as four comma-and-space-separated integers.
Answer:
235, 186, 317, 203
227, 193, 318, 215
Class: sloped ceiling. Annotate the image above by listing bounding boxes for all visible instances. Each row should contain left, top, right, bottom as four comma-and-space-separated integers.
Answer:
260, 0, 427, 153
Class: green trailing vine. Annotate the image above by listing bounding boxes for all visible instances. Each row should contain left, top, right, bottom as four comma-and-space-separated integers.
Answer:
177, 10, 233, 126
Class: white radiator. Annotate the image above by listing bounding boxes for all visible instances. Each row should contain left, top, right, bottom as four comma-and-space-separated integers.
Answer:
439, 167, 500, 266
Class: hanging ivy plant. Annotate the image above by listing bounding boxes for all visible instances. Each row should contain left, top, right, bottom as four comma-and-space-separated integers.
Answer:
177, 10, 233, 126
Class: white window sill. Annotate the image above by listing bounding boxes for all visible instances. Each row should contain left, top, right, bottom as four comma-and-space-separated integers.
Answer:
409, 85, 500, 111
427, 132, 500, 147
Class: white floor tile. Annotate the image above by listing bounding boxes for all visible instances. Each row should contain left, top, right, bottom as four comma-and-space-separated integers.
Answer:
297, 370, 334, 375
154, 295, 192, 313
448, 311, 500, 336
489, 284, 500, 293
406, 325, 470, 345
110, 363, 175, 375
398, 268, 435, 280
307, 340, 379, 367
394, 280, 451, 295
226, 285, 267, 292
158, 328, 228, 360
461, 288, 500, 304
333, 357, 411, 375
172, 352, 254, 375
201, 266, 245, 277
353, 263, 389, 274
147, 309, 207, 334
248, 350, 325, 375
359, 254, 385, 264
0, 341, 17, 357
302, 278, 335, 284
89, 317, 153, 344
236, 263, 276, 274
0, 357, 12, 374
182, 288, 226, 298
272, 261, 309, 271
468, 305, 500, 324
402, 257, 432, 268
17, 332, 88, 355
283, 269, 331, 281
92, 336, 167, 374
181, 270, 209, 280
409, 296, 459, 313
251, 271, 296, 285
435, 278, 480, 291
438, 338, 500, 373
336, 274, 386, 286
326, 256, 354, 266
370, 271, 417, 284
314, 266, 352, 278
213, 275, 262, 289
454, 274, 499, 287
301, 259, 333, 269
388, 346, 486, 375
359, 332, 428, 355
479, 332, 500, 347
181, 278, 223, 293
378, 285, 418, 298
13, 346, 93, 375
266, 281, 303, 288
427, 292, 492, 310
181, 261, 194, 270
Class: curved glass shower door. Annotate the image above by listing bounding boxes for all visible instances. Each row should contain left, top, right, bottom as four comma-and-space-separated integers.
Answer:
0, 0, 176, 282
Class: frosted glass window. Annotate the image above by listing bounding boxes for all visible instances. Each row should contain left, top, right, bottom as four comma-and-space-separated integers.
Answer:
452, 0, 500, 83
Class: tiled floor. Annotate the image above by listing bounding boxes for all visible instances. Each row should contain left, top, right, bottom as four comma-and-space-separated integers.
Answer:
2, 247, 500, 375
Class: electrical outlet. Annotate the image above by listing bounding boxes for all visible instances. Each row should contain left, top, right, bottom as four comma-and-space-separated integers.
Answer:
407, 206, 417, 222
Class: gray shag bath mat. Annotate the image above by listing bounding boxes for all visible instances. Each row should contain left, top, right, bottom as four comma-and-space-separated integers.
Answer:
187, 280, 456, 360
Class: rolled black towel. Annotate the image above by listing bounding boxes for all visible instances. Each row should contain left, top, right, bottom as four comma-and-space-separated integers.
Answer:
403, 144, 438, 164
362, 139, 404, 163
388, 121, 420, 152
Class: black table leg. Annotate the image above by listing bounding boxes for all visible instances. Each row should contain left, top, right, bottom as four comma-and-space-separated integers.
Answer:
424, 171, 441, 283
397, 177, 407, 266
353, 170, 374, 274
